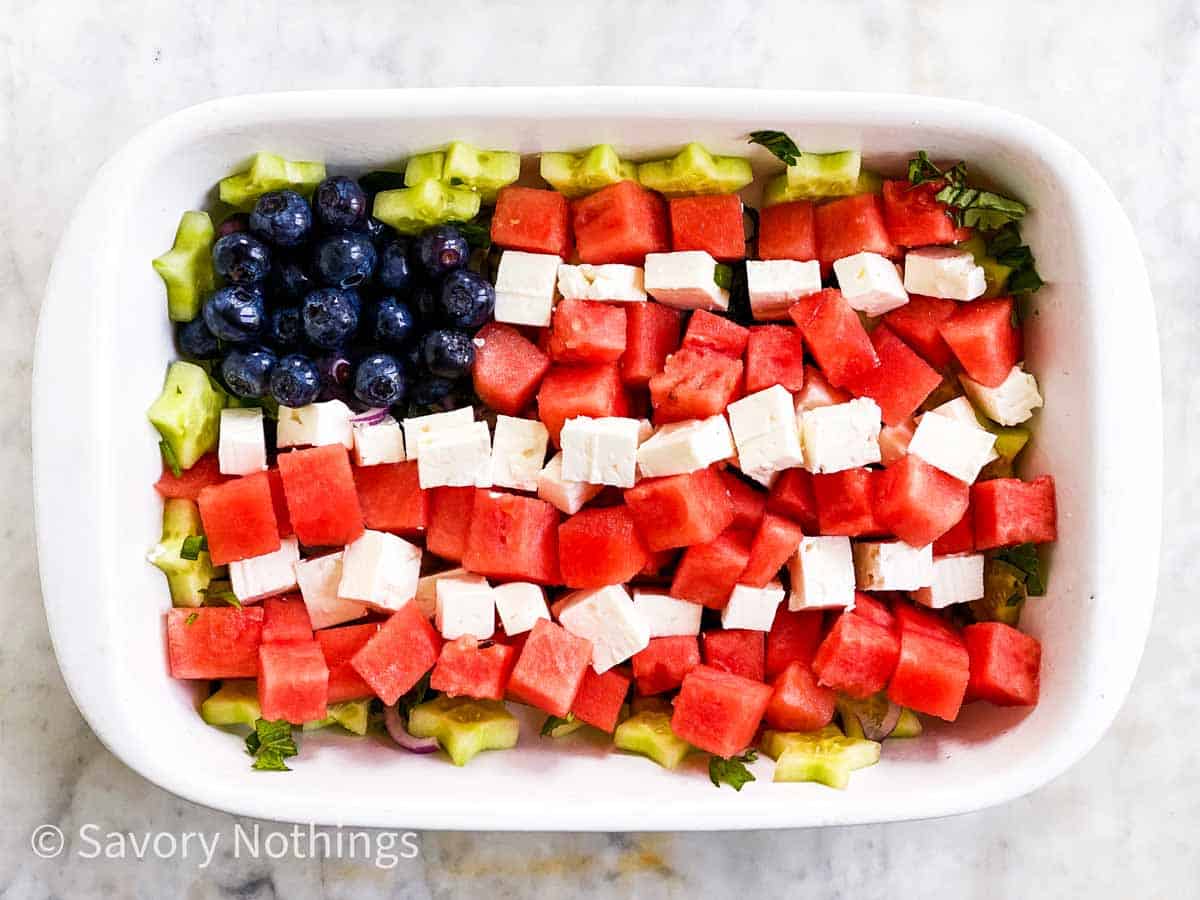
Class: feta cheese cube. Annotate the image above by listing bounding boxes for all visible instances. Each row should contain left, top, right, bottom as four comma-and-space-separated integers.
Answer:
959, 365, 1043, 426
352, 415, 406, 467
489, 415, 549, 492
746, 259, 822, 320
908, 410, 997, 484
852, 541, 934, 591
636, 415, 736, 478
903, 247, 986, 301
414, 567, 471, 619
494, 250, 560, 327
558, 264, 647, 303
927, 397, 1000, 464
492, 582, 550, 636
219, 407, 268, 476
293, 551, 368, 629
229, 537, 300, 603
914, 553, 985, 609
402, 406, 474, 461
338, 530, 422, 613
833, 252, 909, 317
799, 398, 882, 474
536, 451, 604, 514
728, 385, 806, 485
415, 421, 492, 489
556, 584, 650, 673
560, 416, 642, 487
276, 399, 354, 450
788, 536, 856, 611
720, 581, 785, 631
631, 589, 703, 637
435, 573, 495, 640
643, 251, 729, 311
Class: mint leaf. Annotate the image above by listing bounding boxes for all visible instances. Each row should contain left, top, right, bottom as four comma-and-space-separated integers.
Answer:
185, 612, 199, 625
986, 223, 1044, 307
709, 749, 758, 791
246, 719, 298, 772
179, 535, 207, 561
748, 130, 802, 167
201, 585, 241, 608
713, 263, 734, 291
452, 211, 493, 250
159, 440, 182, 478
909, 152, 1029, 231
995, 543, 1047, 596
540, 713, 575, 737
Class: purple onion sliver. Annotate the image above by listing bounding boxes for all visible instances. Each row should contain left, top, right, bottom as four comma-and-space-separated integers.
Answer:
383, 704, 439, 754
855, 701, 903, 741
351, 407, 389, 426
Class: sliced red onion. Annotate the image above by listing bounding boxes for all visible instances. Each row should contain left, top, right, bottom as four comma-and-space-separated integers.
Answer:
351, 407, 390, 426
383, 704, 439, 754
853, 700, 903, 741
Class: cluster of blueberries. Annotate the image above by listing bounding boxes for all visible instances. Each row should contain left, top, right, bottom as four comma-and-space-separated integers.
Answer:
177, 175, 496, 412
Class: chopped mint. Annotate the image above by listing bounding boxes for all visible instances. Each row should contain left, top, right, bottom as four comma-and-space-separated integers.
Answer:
246, 718, 298, 772
540, 713, 576, 737
748, 130, 802, 167
709, 748, 758, 791
159, 440, 182, 478
986, 223, 1045, 298
179, 535, 207, 561
995, 543, 1047, 596
185, 612, 199, 626
714, 264, 734, 291
907, 152, 1029, 230
453, 212, 493, 250
201, 586, 242, 608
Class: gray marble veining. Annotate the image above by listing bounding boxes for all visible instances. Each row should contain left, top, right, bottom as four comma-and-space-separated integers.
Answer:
1, 0, 1197, 897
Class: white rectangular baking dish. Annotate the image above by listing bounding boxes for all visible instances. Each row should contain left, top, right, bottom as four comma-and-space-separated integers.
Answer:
33, 88, 1161, 830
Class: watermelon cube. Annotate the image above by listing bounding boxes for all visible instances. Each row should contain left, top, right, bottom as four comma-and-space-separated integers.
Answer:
537, 362, 625, 444
852, 592, 897, 631
893, 600, 964, 646
277, 445, 364, 548
351, 600, 442, 705
813, 468, 885, 536
720, 469, 767, 532
938, 297, 1022, 388
197, 472, 280, 565
765, 606, 825, 679
354, 461, 427, 536
814, 194, 898, 276
789, 289, 879, 388
315, 622, 378, 703
681, 309, 750, 358
631, 635, 701, 695
558, 505, 649, 588
766, 468, 820, 532
933, 505, 975, 555
570, 666, 632, 732
881, 180, 959, 247
462, 490, 561, 585
266, 469, 293, 538
548, 298, 627, 363
964, 622, 1041, 706
166, 606, 264, 679
702, 628, 765, 681
744, 325, 805, 394
671, 530, 752, 609
812, 611, 901, 699
758, 200, 816, 261
261, 596, 314, 644
669, 193, 745, 261
887, 627, 970, 721
492, 186, 572, 259
572, 180, 669, 265
426, 486, 476, 562
844, 324, 943, 425
623, 301, 684, 385
882, 294, 957, 370
624, 466, 734, 551
430, 636, 517, 701
258, 640, 329, 724
154, 453, 229, 499
794, 364, 850, 411
648, 348, 743, 423
765, 660, 837, 732
671, 664, 773, 758
472, 322, 552, 416
972, 476, 1057, 549
506, 618, 592, 716
740, 513, 805, 587
873, 455, 969, 546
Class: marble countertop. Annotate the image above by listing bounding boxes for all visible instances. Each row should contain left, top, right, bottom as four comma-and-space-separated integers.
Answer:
2, 1, 1195, 896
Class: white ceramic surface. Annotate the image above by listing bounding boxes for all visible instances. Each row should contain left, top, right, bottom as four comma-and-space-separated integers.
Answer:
33, 88, 1160, 831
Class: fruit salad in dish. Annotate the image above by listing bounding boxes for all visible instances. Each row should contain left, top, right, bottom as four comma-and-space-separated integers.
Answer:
147, 135, 1054, 789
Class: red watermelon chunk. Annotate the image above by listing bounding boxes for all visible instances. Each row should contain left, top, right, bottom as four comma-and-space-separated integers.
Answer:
351, 600, 442, 705
558, 504, 649, 588
844, 323, 943, 425
197, 472, 280, 565
669, 193, 745, 261
571, 666, 632, 732
166, 606, 264, 679
852, 592, 897, 632
426, 486, 477, 562
671, 664, 773, 758
548, 298, 628, 364
766, 468, 820, 533
882, 295, 957, 370
702, 628, 765, 681
740, 513, 804, 587
765, 607, 825, 680
881, 180, 959, 247
648, 348, 743, 423
315, 622, 378, 703
887, 627, 970, 721
261, 596, 314, 644
813, 468, 885, 537
789, 289, 879, 388
631, 636, 701, 695
744, 325, 805, 393
794, 364, 851, 411
463, 490, 561, 585
873, 455, 969, 546
624, 466, 734, 551
758, 200, 816, 261
681, 309, 750, 358
277, 445, 364, 548
258, 640, 329, 724
938, 297, 1022, 388
933, 505, 975, 555
964, 622, 1041, 706
266, 469, 293, 538
765, 660, 837, 732
671, 530, 752, 609
354, 460, 427, 536
720, 469, 767, 532
430, 636, 517, 701
623, 301, 684, 385
972, 476, 1057, 549
506, 618, 592, 716
572, 180, 669, 265
814, 194, 898, 276
472, 322, 551, 416
155, 453, 229, 499
893, 601, 964, 646
812, 611, 901, 699
492, 186, 572, 259
537, 362, 625, 445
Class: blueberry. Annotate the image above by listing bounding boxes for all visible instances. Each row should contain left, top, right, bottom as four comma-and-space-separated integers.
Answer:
212, 232, 271, 284
365, 216, 394, 244
301, 288, 360, 349
216, 212, 250, 238
314, 353, 355, 402
439, 270, 495, 329
221, 347, 277, 399
268, 254, 315, 302
415, 225, 469, 277
268, 306, 305, 351
203, 285, 266, 343
376, 239, 413, 293
250, 190, 313, 248
314, 233, 377, 288
371, 296, 416, 348
354, 353, 407, 407
422, 329, 476, 379
176, 318, 220, 359
411, 376, 455, 408
269, 354, 322, 407
314, 175, 368, 233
